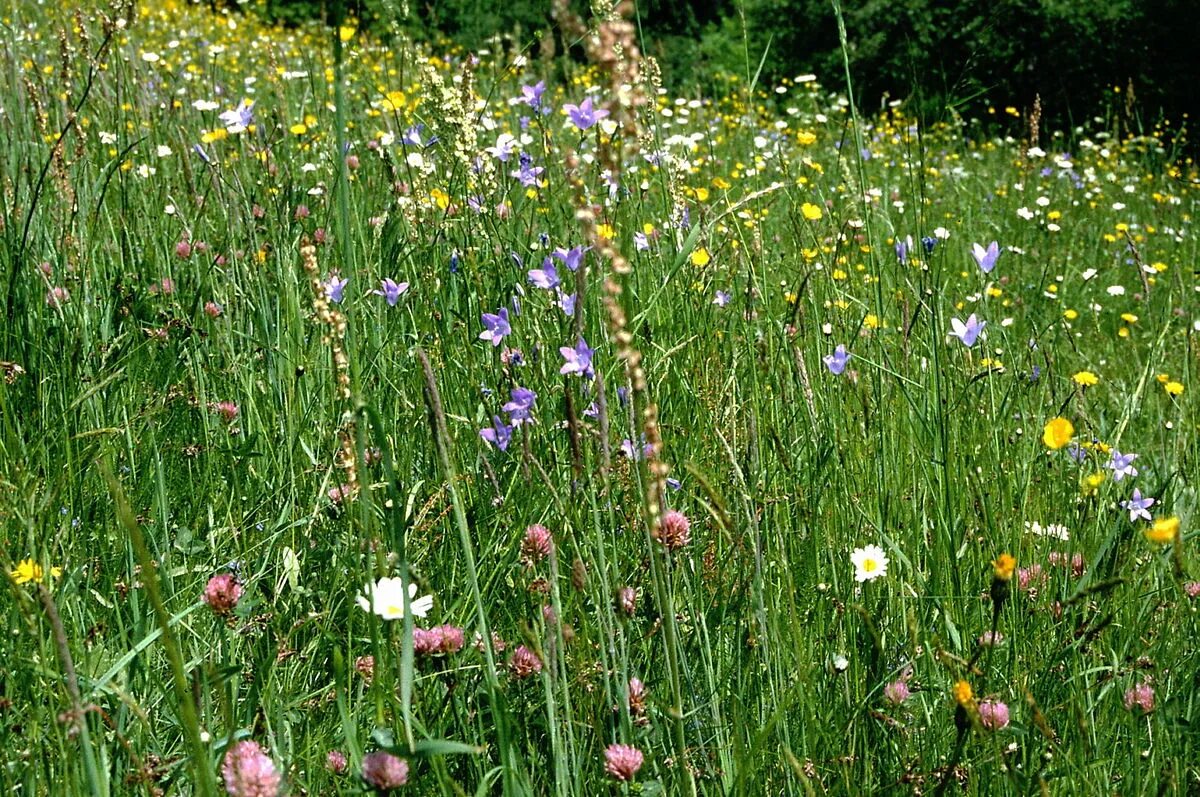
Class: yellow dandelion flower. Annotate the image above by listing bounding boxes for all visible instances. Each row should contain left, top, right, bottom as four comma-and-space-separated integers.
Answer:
1072, 371, 1099, 386
11, 558, 62, 585
289, 123, 308, 136
1042, 417, 1074, 449
992, 554, 1016, 582
1165, 381, 1184, 396
1144, 516, 1179, 545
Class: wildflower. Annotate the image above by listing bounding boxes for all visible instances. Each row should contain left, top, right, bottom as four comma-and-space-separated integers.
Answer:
355, 655, 376, 682
971, 241, 1000, 273
326, 750, 348, 774
603, 744, 644, 782
616, 586, 637, 616
361, 751, 409, 791
221, 740, 281, 797
176, 240, 192, 259
45, 286, 70, 308
552, 245, 588, 272
324, 275, 348, 304
1081, 471, 1107, 496
412, 624, 465, 656
977, 699, 1010, 730
690, 247, 711, 266
373, 279, 409, 306
356, 577, 433, 621
509, 645, 543, 678
517, 81, 547, 112
1024, 521, 1070, 540
977, 630, 1004, 647
894, 235, 913, 264
10, 558, 62, 585
713, 290, 732, 307
212, 401, 239, 423
823, 344, 850, 376
479, 308, 512, 347
800, 202, 823, 221
219, 102, 254, 134
1072, 370, 1099, 387
203, 573, 243, 616
1184, 582, 1200, 599
479, 416, 513, 451
1164, 381, 1184, 396
850, 544, 889, 582
952, 680, 976, 731
527, 258, 560, 290
627, 677, 648, 720
502, 387, 537, 425
990, 553, 1013, 611
512, 152, 544, 187
1106, 449, 1138, 482
883, 679, 910, 705
1042, 417, 1074, 450
563, 97, 609, 130
950, 314, 986, 347
204, 301, 224, 318
1121, 489, 1155, 522
559, 337, 595, 378
633, 231, 651, 251
1144, 516, 1179, 545
522, 524, 553, 566
921, 236, 937, 254
1124, 683, 1154, 714
656, 510, 692, 551
328, 484, 355, 505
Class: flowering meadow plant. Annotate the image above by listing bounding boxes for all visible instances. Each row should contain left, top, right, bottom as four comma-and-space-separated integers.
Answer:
1, 1, 1196, 794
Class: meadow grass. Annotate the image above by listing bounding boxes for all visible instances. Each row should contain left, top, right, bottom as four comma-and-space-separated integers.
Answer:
1, 1, 1198, 794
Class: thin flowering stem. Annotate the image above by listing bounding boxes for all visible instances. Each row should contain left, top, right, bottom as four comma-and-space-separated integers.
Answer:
102, 461, 218, 797
417, 348, 524, 791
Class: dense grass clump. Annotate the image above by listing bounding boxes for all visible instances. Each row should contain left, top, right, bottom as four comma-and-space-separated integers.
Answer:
1, 2, 1198, 795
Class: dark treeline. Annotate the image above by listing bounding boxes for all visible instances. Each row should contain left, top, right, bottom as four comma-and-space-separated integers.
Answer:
255, 0, 1200, 139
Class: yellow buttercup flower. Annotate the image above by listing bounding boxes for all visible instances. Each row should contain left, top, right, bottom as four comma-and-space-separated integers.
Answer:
690, 247, 711, 267
801, 202, 823, 221
1042, 417, 1074, 450
1072, 371, 1099, 386
992, 554, 1016, 582
1144, 516, 1179, 545
11, 558, 62, 585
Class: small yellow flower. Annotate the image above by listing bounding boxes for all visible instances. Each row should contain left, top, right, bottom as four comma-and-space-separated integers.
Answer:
1042, 417, 1074, 450
690, 247, 711, 267
1073, 371, 1099, 386
339, 22, 358, 42
1164, 381, 1184, 396
953, 680, 975, 707
596, 224, 614, 240
1081, 471, 1107, 496
800, 202, 823, 221
289, 123, 308, 136
1144, 516, 1179, 545
11, 558, 62, 585
992, 554, 1016, 582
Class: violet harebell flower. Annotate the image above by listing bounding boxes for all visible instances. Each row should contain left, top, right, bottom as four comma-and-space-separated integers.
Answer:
479, 307, 512, 347
528, 258, 560, 290
564, 97, 609, 131
950, 313, 985, 347
479, 416, 512, 451
972, 241, 1001, 273
502, 387, 537, 425
560, 337, 595, 379
1121, 488, 1155, 522
823, 345, 850, 375
1106, 449, 1139, 481
552, 245, 589, 272
373, 278, 409, 306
